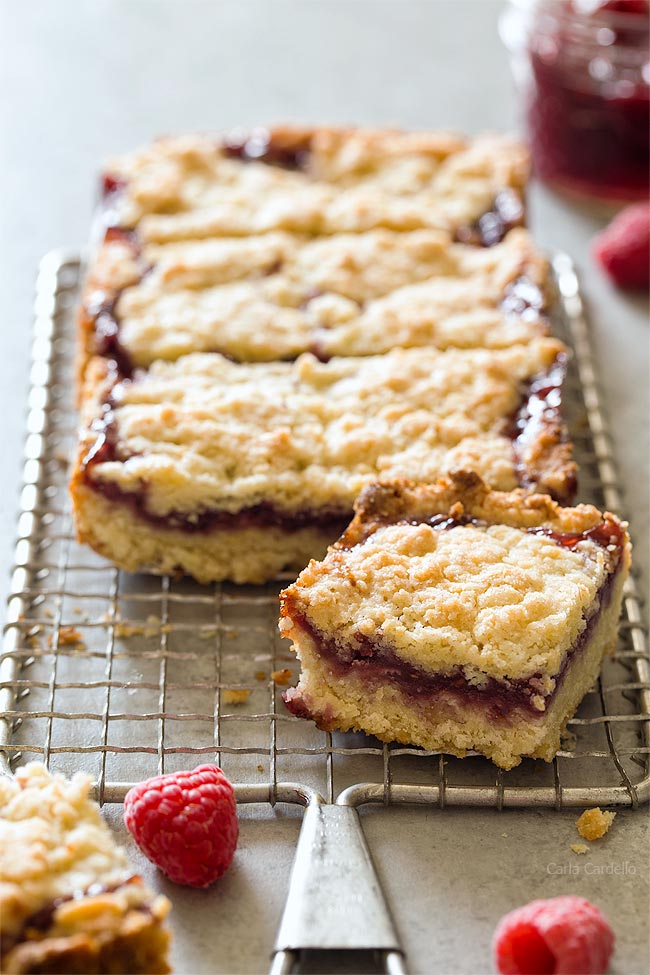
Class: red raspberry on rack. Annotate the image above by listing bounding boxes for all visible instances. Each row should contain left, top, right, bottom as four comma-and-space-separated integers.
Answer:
124, 765, 238, 887
592, 202, 650, 290
493, 896, 614, 975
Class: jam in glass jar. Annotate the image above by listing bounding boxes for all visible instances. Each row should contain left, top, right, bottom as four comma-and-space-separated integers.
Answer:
501, 0, 650, 201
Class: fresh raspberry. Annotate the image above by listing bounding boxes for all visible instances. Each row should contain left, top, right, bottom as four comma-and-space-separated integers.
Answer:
592, 202, 650, 290
124, 765, 238, 887
493, 896, 614, 975
598, 1, 649, 15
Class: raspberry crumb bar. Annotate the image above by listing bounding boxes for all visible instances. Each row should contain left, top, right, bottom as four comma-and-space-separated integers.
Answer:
0, 764, 171, 974
78, 126, 533, 378
101, 127, 528, 241
280, 472, 630, 769
79, 226, 548, 372
70, 339, 574, 584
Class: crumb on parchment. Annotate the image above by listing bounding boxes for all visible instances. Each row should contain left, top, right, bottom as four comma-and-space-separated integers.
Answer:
576, 807, 616, 841
570, 843, 589, 855
222, 689, 251, 705
271, 668, 292, 686
49, 626, 86, 650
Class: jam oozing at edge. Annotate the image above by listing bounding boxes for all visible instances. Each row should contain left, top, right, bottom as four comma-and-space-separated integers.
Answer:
509, 352, 577, 501
351, 509, 624, 556
82, 396, 121, 468
283, 560, 620, 724
222, 128, 312, 171
88, 296, 135, 380
100, 174, 130, 233
500, 276, 547, 321
454, 189, 525, 247
83, 227, 146, 379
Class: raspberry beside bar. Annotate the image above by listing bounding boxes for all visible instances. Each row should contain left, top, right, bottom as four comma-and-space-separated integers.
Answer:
70, 340, 575, 584
0, 764, 171, 975
280, 472, 630, 769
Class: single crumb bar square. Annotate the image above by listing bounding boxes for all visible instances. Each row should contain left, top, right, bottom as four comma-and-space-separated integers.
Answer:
280, 472, 630, 769
0, 764, 171, 974
70, 339, 574, 584
99, 127, 528, 242
79, 226, 549, 372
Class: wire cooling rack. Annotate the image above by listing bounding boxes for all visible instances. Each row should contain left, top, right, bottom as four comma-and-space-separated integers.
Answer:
1, 249, 649, 815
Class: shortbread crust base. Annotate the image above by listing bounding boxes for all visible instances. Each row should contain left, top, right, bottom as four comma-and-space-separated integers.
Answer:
3, 900, 171, 975
71, 482, 338, 584
283, 566, 627, 769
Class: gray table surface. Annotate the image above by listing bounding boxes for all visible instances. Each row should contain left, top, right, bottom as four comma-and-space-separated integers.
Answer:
1, 2, 648, 973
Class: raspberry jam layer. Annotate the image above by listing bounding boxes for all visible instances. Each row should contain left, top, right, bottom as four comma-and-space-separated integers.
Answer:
283, 554, 620, 725
348, 506, 626, 559
455, 189, 525, 247
81, 416, 349, 536
222, 129, 312, 170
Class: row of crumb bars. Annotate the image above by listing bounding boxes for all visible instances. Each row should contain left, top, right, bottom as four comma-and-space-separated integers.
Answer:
71, 125, 577, 583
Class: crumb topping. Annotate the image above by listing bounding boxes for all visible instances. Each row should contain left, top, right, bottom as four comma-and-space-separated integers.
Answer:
104, 129, 528, 238
0, 765, 152, 939
571, 843, 589, 854
82, 339, 565, 516
222, 689, 251, 705
88, 228, 547, 366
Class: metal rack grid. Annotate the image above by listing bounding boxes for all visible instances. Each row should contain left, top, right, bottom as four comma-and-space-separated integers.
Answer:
1, 249, 649, 814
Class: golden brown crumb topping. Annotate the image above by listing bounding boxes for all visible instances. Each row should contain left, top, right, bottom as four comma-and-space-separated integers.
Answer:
85, 227, 548, 366
104, 129, 528, 238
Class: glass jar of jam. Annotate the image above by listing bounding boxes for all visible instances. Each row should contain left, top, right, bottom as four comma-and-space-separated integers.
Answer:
501, 0, 650, 202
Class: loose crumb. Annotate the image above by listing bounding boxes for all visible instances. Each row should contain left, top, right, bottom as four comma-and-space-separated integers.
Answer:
576, 807, 616, 841
114, 622, 146, 638
226, 630, 239, 639
199, 628, 218, 639
271, 668, 292, 686
144, 615, 163, 637
50, 626, 85, 649
257, 765, 264, 773
571, 843, 589, 855
255, 671, 267, 681
223, 689, 251, 705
